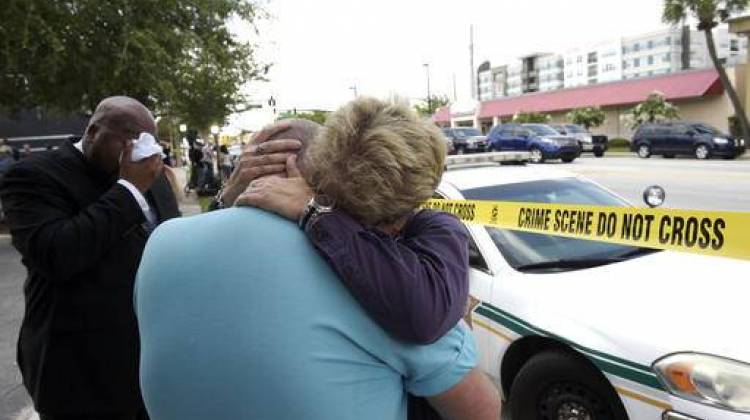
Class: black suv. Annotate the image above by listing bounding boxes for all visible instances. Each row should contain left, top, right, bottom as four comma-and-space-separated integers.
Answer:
442, 128, 487, 154
631, 122, 746, 160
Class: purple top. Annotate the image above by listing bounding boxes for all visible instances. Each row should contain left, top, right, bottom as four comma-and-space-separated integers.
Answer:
305, 209, 470, 344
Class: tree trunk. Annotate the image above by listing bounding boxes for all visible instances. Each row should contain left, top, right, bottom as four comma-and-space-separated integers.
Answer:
704, 28, 750, 141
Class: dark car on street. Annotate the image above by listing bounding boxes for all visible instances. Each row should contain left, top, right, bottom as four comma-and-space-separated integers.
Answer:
550, 124, 608, 157
487, 123, 581, 163
631, 122, 746, 160
442, 127, 488, 154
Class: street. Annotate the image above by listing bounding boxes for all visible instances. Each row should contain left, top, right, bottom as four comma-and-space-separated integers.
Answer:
560, 153, 750, 212
0, 155, 748, 419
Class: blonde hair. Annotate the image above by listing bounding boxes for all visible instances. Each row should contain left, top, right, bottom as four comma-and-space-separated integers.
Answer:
305, 97, 445, 226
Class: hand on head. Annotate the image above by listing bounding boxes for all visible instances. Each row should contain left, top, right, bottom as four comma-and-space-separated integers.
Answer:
220, 121, 302, 207
234, 154, 314, 222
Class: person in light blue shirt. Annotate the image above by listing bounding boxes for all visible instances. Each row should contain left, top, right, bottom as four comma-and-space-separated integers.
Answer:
136, 207, 480, 420
135, 102, 500, 420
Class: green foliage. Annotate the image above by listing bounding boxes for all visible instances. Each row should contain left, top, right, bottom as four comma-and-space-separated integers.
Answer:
626, 92, 680, 129
414, 95, 450, 116
566, 107, 606, 130
0, 0, 267, 132
608, 138, 631, 150
512, 111, 551, 124
277, 109, 330, 125
663, 0, 748, 30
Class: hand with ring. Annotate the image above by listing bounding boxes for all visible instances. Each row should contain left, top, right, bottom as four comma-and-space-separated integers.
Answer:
220, 121, 303, 206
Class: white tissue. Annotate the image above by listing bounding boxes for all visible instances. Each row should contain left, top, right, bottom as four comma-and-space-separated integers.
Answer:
130, 132, 165, 162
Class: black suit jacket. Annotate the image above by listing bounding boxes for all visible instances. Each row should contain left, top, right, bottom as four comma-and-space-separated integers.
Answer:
0, 142, 180, 414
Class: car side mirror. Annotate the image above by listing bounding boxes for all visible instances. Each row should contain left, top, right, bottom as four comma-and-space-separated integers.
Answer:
468, 245, 486, 270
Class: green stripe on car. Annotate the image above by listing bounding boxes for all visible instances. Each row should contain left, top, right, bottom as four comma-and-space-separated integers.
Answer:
475, 303, 664, 391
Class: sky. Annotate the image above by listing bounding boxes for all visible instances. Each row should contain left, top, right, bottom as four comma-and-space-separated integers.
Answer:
228, 0, 671, 131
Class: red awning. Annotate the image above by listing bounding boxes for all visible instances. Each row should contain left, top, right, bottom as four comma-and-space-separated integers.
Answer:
432, 106, 451, 123
478, 69, 723, 119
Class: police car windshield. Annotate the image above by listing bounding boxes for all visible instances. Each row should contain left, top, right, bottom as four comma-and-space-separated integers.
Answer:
462, 178, 655, 272
524, 125, 559, 136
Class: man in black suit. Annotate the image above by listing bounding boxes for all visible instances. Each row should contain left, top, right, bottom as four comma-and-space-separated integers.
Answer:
0, 96, 180, 420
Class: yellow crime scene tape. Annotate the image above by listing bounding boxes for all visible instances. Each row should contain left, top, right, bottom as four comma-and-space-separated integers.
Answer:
421, 199, 750, 261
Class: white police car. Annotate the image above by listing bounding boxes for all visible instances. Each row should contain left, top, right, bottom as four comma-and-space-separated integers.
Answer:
437, 153, 750, 420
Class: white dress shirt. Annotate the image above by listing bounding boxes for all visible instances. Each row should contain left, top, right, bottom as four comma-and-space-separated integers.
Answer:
73, 140, 158, 228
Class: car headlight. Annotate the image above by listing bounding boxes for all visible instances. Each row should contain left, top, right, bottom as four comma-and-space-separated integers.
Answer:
654, 353, 750, 413
714, 137, 729, 145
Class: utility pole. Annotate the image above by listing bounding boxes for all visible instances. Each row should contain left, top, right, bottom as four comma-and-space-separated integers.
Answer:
470, 25, 476, 100
452, 73, 457, 102
423, 63, 431, 113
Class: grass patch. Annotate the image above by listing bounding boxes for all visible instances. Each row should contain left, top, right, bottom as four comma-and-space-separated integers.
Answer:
198, 196, 213, 213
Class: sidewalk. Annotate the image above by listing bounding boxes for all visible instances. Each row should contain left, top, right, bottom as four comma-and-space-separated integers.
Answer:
171, 166, 203, 216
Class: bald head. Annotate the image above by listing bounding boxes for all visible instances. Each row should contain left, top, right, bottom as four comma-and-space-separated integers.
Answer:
265, 119, 322, 177
83, 96, 156, 176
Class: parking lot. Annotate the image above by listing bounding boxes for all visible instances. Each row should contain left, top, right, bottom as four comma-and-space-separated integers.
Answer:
0, 154, 748, 420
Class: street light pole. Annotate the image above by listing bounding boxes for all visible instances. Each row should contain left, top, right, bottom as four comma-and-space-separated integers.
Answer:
423, 63, 431, 114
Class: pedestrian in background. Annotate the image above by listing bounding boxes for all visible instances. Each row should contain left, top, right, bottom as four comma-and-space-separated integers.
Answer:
0, 96, 180, 420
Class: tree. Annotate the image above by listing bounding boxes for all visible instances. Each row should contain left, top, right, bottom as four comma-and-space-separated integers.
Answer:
277, 109, 330, 124
663, 0, 750, 141
414, 94, 450, 116
566, 107, 606, 130
512, 111, 551, 123
0, 0, 267, 133
627, 91, 680, 128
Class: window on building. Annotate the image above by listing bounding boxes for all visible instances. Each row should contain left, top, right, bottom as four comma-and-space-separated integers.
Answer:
622, 60, 628, 69
622, 46, 629, 54
648, 55, 654, 65
588, 66, 597, 77
588, 52, 597, 64
589, 77, 597, 84
647, 40, 653, 49
663, 53, 671, 63
577, 56, 583, 63
634, 72, 640, 78
633, 43, 640, 52
731, 39, 739, 52
665, 36, 671, 45
634, 58, 640, 67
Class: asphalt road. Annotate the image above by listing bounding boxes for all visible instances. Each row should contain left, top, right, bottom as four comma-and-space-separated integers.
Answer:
0, 154, 748, 419
560, 153, 750, 211
0, 236, 29, 420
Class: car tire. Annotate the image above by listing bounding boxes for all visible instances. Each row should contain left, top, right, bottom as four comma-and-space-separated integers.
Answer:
510, 351, 628, 420
636, 144, 651, 159
723, 155, 736, 160
594, 150, 604, 157
695, 144, 711, 160
663, 154, 675, 159
529, 147, 545, 163
561, 157, 576, 163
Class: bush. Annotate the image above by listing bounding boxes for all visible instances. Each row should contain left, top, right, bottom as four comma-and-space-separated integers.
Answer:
608, 138, 631, 150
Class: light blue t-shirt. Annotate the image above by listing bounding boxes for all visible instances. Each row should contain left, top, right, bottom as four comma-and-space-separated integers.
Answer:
135, 207, 476, 420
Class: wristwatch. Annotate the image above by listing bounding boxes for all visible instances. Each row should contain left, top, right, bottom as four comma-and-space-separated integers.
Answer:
298, 195, 334, 230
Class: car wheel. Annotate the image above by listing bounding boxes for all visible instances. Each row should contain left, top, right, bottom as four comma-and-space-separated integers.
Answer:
594, 150, 604, 157
636, 144, 651, 159
695, 144, 711, 160
529, 147, 544, 163
510, 351, 628, 420
562, 157, 576, 163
